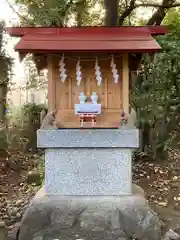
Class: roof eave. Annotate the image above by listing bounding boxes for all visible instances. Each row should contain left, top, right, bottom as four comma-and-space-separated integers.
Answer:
6, 26, 168, 37
15, 48, 161, 53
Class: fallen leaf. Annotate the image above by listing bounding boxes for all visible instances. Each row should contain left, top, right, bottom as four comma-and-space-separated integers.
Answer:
158, 202, 168, 207
172, 176, 178, 180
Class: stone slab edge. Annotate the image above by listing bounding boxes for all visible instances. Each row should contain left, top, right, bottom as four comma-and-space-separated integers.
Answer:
37, 129, 139, 148
33, 184, 145, 201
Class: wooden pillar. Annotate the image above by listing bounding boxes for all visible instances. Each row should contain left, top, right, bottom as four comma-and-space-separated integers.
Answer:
122, 53, 129, 114
47, 55, 56, 112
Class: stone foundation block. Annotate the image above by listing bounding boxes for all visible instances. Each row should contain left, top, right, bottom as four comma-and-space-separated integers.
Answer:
17, 193, 164, 240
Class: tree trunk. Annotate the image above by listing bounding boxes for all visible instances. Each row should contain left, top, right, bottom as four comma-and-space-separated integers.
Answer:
0, 84, 5, 123
0, 84, 7, 156
142, 123, 151, 149
146, 0, 176, 25
119, 0, 135, 26
76, 0, 86, 27
104, 0, 119, 26
146, 8, 167, 25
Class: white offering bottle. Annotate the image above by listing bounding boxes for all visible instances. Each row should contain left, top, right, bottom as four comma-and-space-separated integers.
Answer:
79, 92, 86, 104
91, 92, 98, 104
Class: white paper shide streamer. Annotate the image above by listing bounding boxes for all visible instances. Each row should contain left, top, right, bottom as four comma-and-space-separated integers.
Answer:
111, 55, 119, 84
59, 54, 67, 82
76, 59, 82, 86
95, 58, 102, 86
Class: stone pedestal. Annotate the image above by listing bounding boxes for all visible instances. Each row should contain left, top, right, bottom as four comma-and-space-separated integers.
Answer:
37, 129, 139, 196
15, 128, 176, 240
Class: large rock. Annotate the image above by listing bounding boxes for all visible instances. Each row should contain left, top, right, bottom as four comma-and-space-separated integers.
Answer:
0, 222, 7, 240
26, 171, 41, 186
16, 192, 165, 240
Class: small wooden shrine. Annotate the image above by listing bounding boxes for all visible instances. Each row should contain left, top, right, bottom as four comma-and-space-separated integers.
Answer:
7, 26, 167, 128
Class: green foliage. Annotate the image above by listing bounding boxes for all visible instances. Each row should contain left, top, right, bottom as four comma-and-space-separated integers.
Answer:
23, 54, 48, 90
15, 0, 74, 26
0, 127, 7, 153
0, 21, 13, 86
7, 126, 30, 154
76, 1, 104, 26
22, 102, 47, 125
14, 0, 133, 27
163, 9, 180, 27
132, 29, 180, 160
0, 21, 13, 154
15, 0, 102, 26
8, 103, 48, 153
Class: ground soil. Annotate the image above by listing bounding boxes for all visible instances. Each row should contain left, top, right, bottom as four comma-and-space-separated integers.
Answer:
133, 150, 180, 233
1, 150, 180, 234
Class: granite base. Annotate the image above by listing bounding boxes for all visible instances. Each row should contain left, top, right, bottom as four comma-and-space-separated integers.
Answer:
45, 148, 132, 195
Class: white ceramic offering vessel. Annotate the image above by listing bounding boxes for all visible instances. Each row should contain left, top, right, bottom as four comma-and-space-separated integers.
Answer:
91, 92, 98, 104
79, 92, 86, 104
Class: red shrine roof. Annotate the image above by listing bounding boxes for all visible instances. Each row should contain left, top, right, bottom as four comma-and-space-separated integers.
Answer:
7, 26, 168, 53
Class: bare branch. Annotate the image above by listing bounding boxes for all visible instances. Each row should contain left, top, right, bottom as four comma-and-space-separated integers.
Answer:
104, 0, 119, 25
119, 0, 136, 25
136, 2, 180, 8
119, 0, 180, 26
146, 8, 167, 25
146, 0, 176, 25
